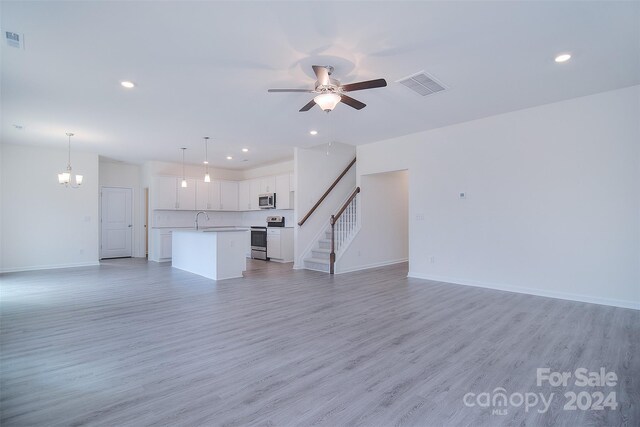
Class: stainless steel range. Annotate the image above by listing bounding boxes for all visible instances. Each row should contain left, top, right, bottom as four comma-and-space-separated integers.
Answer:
266, 216, 285, 227
250, 226, 268, 260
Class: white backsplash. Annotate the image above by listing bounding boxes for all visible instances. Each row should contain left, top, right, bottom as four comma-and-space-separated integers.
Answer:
241, 210, 294, 227
153, 209, 294, 228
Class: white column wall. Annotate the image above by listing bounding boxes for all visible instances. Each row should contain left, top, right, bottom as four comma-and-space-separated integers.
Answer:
356, 85, 640, 309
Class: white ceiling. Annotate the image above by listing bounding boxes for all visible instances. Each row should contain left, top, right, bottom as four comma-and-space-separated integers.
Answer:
2, 1, 639, 169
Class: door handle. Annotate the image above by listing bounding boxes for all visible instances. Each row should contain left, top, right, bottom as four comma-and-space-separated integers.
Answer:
128, 225, 132, 227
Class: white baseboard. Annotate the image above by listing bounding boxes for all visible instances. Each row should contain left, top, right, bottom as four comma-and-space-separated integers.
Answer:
407, 272, 640, 310
337, 258, 408, 274
1, 261, 100, 274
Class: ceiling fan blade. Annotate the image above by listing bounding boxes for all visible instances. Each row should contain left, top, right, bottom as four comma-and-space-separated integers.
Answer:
299, 99, 316, 112
268, 89, 314, 93
340, 95, 366, 110
312, 65, 330, 86
341, 78, 387, 92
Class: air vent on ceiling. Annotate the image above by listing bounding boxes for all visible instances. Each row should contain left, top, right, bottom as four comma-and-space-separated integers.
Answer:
5, 31, 23, 49
397, 71, 446, 96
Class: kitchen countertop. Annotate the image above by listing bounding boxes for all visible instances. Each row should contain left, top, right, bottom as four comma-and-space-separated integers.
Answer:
152, 225, 243, 230
173, 227, 249, 233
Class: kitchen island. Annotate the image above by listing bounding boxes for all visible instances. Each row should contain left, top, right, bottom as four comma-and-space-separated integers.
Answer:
172, 228, 249, 280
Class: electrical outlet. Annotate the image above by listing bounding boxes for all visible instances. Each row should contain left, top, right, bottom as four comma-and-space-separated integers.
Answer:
430, 256, 435, 264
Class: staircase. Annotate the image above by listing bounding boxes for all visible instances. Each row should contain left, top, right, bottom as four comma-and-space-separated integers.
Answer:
298, 157, 360, 274
303, 228, 333, 272
303, 187, 360, 273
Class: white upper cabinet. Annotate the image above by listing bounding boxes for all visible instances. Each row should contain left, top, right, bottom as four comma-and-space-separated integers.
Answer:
275, 174, 291, 210
260, 176, 276, 194
152, 171, 293, 212
238, 180, 251, 211
197, 180, 221, 210
196, 180, 210, 210
155, 176, 196, 210
219, 181, 238, 211
250, 179, 261, 210
176, 179, 196, 210
155, 176, 178, 209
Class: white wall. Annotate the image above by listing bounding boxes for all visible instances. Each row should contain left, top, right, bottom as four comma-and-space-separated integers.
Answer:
294, 142, 356, 267
99, 159, 145, 257
241, 160, 294, 180
337, 170, 409, 273
356, 85, 640, 309
144, 160, 244, 181
1, 143, 100, 272
143, 158, 293, 182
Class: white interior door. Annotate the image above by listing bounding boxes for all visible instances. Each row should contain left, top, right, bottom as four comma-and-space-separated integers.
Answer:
101, 187, 133, 259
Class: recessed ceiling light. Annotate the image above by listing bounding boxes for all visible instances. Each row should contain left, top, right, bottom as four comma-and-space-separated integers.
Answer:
309, 130, 318, 135
554, 54, 571, 63
120, 81, 135, 88
242, 148, 249, 152
226, 156, 233, 160
203, 161, 208, 164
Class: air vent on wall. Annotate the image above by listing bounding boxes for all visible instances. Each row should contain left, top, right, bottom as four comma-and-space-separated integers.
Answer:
397, 71, 446, 96
5, 31, 23, 49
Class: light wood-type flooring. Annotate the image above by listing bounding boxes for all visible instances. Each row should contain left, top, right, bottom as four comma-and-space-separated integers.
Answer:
1, 258, 638, 426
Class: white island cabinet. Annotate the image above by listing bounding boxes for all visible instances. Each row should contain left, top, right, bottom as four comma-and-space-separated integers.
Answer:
172, 228, 249, 280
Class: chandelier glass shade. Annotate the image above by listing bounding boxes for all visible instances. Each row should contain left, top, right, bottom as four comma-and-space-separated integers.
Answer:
314, 93, 341, 111
58, 132, 83, 188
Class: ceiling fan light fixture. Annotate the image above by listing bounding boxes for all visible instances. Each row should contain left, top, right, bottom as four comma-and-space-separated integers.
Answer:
314, 93, 341, 111
554, 53, 571, 63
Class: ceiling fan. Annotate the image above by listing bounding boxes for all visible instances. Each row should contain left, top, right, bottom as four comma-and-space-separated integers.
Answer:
268, 65, 387, 112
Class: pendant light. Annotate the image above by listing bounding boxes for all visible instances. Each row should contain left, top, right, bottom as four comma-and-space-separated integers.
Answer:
203, 137, 211, 182
57, 132, 83, 188
180, 147, 188, 188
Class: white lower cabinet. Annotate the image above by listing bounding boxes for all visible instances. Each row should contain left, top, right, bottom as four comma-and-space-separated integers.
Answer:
267, 228, 293, 262
150, 229, 173, 262
267, 231, 281, 259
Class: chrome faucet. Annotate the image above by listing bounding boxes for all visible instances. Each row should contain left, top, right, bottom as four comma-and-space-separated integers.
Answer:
195, 211, 209, 230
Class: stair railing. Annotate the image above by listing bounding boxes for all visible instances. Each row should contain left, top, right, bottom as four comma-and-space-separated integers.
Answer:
298, 157, 356, 226
329, 187, 360, 274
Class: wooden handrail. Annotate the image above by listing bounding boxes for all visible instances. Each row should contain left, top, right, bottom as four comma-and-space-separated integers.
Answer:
298, 157, 356, 226
329, 186, 360, 274
330, 187, 360, 225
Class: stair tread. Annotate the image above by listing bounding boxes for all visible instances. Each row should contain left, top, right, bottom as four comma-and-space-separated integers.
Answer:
313, 248, 331, 253
304, 257, 330, 265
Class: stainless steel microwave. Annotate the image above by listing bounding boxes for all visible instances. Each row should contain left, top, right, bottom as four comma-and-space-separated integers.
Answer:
258, 193, 276, 209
